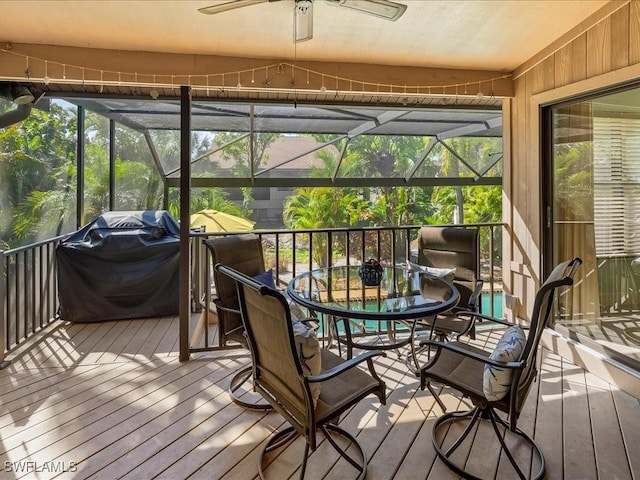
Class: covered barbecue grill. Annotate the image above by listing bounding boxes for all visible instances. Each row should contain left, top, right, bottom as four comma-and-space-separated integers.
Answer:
56, 210, 180, 323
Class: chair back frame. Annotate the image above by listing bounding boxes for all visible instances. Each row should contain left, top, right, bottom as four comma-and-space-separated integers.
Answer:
417, 226, 482, 311
216, 264, 319, 440
203, 234, 266, 347
509, 257, 582, 421
216, 262, 388, 467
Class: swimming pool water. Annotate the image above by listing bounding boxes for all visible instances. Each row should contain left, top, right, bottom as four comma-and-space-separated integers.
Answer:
481, 292, 503, 318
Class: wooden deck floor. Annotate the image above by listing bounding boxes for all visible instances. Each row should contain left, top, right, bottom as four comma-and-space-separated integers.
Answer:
1, 315, 639, 480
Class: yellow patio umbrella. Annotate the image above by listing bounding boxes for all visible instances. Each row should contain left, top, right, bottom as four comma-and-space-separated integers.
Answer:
190, 209, 255, 232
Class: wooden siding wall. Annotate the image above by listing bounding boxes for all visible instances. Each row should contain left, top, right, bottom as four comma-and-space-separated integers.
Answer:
506, 0, 640, 320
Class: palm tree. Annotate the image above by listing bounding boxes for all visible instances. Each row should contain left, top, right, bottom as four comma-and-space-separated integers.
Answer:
432, 137, 502, 224
167, 187, 244, 220
0, 102, 77, 246
283, 187, 365, 266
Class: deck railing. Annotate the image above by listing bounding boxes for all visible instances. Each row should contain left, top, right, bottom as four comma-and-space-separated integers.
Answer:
1, 236, 64, 365
191, 223, 504, 353
0, 223, 503, 364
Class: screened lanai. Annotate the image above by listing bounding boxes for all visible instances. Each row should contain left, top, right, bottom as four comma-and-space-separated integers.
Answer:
0, 84, 506, 363
63, 95, 503, 189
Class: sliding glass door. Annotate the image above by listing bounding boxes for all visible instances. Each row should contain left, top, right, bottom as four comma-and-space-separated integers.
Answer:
546, 85, 640, 370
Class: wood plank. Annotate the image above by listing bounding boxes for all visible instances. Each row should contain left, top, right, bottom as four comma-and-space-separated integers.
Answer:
572, 32, 589, 83
392, 383, 459, 479
126, 405, 268, 479
586, 16, 612, 78
117, 317, 161, 360
45, 322, 107, 368
464, 407, 505, 478
630, 1, 640, 65
611, 384, 640, 478
70, 358, 241, 479
153, 315, 181, 357
96, 320, 144, 364
0, 363, 100, 404
585, 373, 633, 479
88, 319, 135, 364
528, 63, 545, 98
610, 3, 630, 71
18, 322, 87, 369
1, 361, 184, 462
357, 369, 429, 480
532, 349, 565, 477
539, 56, 555, 93
132, 317, 174, 360
555, 42, 574, 88
0, 362, 126, 432
78, 321, 122, 364
561, 358, 598, 479
9, 360, 198, 477
195, 413, 287, 480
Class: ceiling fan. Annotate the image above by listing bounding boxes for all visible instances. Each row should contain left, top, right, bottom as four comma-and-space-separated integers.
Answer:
198, 0, 407, 43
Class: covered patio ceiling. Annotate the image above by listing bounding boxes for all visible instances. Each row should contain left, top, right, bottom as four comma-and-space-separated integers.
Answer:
0, 1, 610, 71
0, 1, 613, 104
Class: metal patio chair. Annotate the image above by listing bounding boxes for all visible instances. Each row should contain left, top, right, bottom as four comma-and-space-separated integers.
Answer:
216, 263, 387, 480
203, 233, 273, 410
407, 226, 483, 371
419, 257, 582, 480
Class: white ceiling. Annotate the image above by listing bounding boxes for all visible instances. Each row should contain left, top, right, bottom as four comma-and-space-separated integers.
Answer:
0, 0, 610, 71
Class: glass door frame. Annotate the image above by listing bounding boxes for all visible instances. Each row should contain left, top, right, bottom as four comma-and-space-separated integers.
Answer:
541, 80, 640, 372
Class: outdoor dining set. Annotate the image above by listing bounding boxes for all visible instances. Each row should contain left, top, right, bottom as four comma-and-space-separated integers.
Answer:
204, 228, 581, 480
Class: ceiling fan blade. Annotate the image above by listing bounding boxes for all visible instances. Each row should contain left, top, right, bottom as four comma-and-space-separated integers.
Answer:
329, 0, 407, 21
294, 2, 313, 43
198, 0, 268, 15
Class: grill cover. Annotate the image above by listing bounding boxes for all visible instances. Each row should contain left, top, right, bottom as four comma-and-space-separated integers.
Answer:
56, 210, 180, 323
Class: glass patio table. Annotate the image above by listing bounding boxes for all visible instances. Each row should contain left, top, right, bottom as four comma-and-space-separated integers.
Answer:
287, 265, 460, 370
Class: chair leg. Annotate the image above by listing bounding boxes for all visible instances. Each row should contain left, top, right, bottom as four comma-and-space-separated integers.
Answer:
425, 379, 447, 412
228, 366, 273, 411
406, 324, 450, 374
321, 424, 366, 475
258, 424, 367, 480
488, 409, 545, 480
432, 406, 545, 480
259, 426, 299, 479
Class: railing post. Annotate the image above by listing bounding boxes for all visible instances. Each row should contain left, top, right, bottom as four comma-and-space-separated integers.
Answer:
178, 85, 192, 362
0, 253, 10, 369
191, 234, 203, 313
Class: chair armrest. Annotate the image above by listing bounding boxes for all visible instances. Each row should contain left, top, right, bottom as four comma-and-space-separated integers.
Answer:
419, 339, 524, 370
307, 351, 386, 383
211, 299, 241, 316
430, 312, 475, 337
467, 280, 484, 311
297, 317, 320, 330
452, 310, 527, 329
